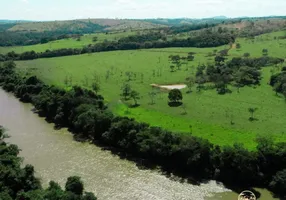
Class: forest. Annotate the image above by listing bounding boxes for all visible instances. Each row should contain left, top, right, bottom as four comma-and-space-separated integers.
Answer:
0, 61, 285, 198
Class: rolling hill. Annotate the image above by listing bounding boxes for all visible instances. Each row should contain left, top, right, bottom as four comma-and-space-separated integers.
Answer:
5, 18, 166, 33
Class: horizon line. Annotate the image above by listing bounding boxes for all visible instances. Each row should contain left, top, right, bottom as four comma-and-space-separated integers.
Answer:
1, 15, 286, 22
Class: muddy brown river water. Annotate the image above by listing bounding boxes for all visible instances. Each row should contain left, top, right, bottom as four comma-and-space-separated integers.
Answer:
0, 89, 278, 200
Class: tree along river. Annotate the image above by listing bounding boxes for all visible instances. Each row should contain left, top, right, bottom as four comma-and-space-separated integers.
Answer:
0, 89, 278, 200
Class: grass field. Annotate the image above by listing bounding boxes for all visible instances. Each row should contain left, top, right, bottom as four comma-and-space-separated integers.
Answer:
15, 31, 286, 149
0, 31, 136, 54
230, 31, 286, 57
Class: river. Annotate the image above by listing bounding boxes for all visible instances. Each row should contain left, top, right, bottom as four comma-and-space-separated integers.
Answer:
0, 89, 278, 200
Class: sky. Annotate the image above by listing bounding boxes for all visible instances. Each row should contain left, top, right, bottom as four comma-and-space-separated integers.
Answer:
1, 0, 286, 21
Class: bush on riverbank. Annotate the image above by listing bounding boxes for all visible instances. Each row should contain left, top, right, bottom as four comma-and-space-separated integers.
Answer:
0, 61, 285, 198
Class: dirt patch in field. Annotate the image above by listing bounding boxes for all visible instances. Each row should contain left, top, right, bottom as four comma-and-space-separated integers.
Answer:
231, 43, 237, 49
151, 84, 187, 90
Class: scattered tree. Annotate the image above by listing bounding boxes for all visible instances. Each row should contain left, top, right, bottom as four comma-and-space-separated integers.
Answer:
169, 55, 181, 70
168, 89, 183, 103
262, 48, 268, 56
176, 62, 182, 71
243, 52, 250, 57
187, 53, 195, 61
92, 71, 100, 83
248, 107, 258, 121
130, 90, 140, 106
121, 83, 131, 100
125, 71, 132, 81
148, 90, 157, 105
170, 65, 175, 72
91, 82, 100, 94
92, 36, 98, 42
186, 76, 195, 93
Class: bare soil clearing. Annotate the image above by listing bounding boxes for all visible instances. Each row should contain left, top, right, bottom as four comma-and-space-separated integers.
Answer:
151, 84, 187, 90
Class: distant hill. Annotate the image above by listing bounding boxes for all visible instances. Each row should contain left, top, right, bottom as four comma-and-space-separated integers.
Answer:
4, 19, 166, 33
3, 16, 286, 33
0, 20, 33, 24
218, 17, 286, 37
141, 18, 225, 26
212, 16, 228, 19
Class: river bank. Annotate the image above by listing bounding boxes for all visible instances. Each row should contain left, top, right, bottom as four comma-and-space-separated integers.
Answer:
0, 88, 233, 200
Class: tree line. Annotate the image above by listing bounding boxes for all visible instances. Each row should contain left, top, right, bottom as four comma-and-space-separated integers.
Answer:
0, 31, 235, 61
118, 32, 165, 43
0, 61, 285, 198
163, 23, 217, 34
0, 31, 84, 47
0, 126, 97, 200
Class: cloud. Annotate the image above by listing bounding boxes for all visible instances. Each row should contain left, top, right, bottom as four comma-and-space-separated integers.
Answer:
20, 0, 29, 3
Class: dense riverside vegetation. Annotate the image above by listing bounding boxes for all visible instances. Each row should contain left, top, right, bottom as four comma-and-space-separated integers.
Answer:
0, 31, 235, 61
0, 126, 97, 200
0, 61, 285, 198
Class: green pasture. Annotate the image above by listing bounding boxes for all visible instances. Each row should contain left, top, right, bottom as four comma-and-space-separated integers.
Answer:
0, 31, 135, 54
15, 31, 286, 149
229, 31, 286, 58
